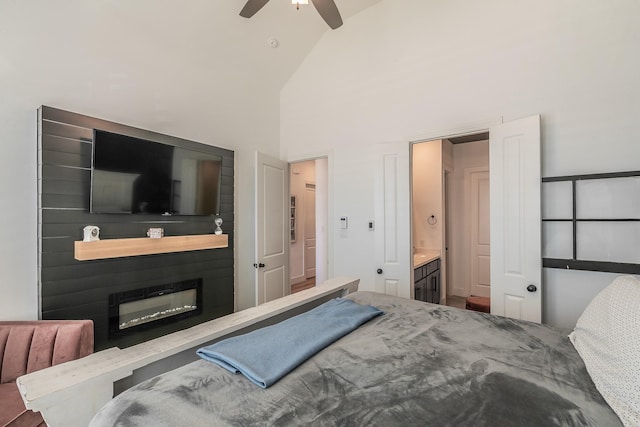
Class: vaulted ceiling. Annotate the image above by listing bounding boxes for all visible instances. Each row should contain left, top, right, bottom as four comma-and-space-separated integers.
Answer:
0, 0, 383, 144
166, 0, 383, 91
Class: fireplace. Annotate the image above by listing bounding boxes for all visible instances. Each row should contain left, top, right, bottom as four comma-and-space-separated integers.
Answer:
108, 278, 203, 339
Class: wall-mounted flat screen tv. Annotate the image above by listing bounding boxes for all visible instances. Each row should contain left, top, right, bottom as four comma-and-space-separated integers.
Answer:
91, 130, 222, 215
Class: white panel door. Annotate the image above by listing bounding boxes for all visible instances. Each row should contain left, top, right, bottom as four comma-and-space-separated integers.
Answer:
374, 142, 411, 299
490, 115, 541, 322
469, 169, 491, 298
255, 152, 290, 304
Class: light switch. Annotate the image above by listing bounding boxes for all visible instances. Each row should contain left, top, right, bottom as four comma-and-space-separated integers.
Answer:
368, 220, 375, 230
340, 217, 348, 229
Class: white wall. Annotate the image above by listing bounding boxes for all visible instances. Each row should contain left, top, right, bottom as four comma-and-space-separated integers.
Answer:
412, 140, 442, 252
281, 0, 640, 327
0, 1, 284, 319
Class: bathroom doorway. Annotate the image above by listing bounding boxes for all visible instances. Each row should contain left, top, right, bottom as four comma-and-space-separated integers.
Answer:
411, 133, 490, 312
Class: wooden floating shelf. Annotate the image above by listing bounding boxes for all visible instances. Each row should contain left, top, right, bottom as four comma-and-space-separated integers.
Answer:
74, 234, 228, 261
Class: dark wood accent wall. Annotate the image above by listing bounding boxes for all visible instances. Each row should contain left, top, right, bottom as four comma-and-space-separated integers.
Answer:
38, 106, 234, 351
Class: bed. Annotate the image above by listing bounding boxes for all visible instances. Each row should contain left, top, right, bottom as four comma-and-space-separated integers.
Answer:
89, 276, 640, 426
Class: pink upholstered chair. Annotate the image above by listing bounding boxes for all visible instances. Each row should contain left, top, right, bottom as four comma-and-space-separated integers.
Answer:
0, 320, 94, 427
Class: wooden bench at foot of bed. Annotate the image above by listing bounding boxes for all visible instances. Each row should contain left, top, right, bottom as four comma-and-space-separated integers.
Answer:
15, 277, 360, 427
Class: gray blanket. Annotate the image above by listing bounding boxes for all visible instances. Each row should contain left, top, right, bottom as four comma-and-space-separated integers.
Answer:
90, 292, 621, 426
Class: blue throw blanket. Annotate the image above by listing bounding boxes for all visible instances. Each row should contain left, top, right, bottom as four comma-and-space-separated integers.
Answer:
196, 298, 383, 388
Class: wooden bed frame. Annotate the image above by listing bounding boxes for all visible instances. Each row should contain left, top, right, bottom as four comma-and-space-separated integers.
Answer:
16, 277, 359, 427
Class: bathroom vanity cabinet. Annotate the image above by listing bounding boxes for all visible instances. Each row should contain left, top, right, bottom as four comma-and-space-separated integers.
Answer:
414, 258, 440, 304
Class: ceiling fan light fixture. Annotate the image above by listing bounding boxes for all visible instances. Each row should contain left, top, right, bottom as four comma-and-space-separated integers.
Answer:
241, 0, 342, 29
292, 0, 308, 10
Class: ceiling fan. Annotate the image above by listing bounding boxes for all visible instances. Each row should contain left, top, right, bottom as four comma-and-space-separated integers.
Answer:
240, 0, 343, 30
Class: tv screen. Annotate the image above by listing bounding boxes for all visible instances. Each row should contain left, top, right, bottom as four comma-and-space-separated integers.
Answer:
91, 130, 222, 215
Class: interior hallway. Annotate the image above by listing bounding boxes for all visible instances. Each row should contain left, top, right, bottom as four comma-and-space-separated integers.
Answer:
291, 277, 316, 294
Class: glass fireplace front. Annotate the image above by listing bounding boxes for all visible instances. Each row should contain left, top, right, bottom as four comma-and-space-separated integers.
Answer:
108, 278, 202, 338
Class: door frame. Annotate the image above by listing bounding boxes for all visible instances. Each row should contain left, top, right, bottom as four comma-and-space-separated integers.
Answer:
287, 152, 333, 286
444, 170, 453, 303
410, 115, 542, 322
409, 118, 502, 306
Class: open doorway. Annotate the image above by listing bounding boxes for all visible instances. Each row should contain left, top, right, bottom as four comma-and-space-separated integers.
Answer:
289, 158, 328, 294
411, 132, 490, 313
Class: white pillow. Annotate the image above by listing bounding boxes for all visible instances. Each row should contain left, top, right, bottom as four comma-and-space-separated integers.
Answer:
569, 275, 640, 427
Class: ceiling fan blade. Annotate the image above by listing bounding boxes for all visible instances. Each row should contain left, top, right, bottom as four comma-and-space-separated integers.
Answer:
239, 0, 270, 18
310, 0, 343, 29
